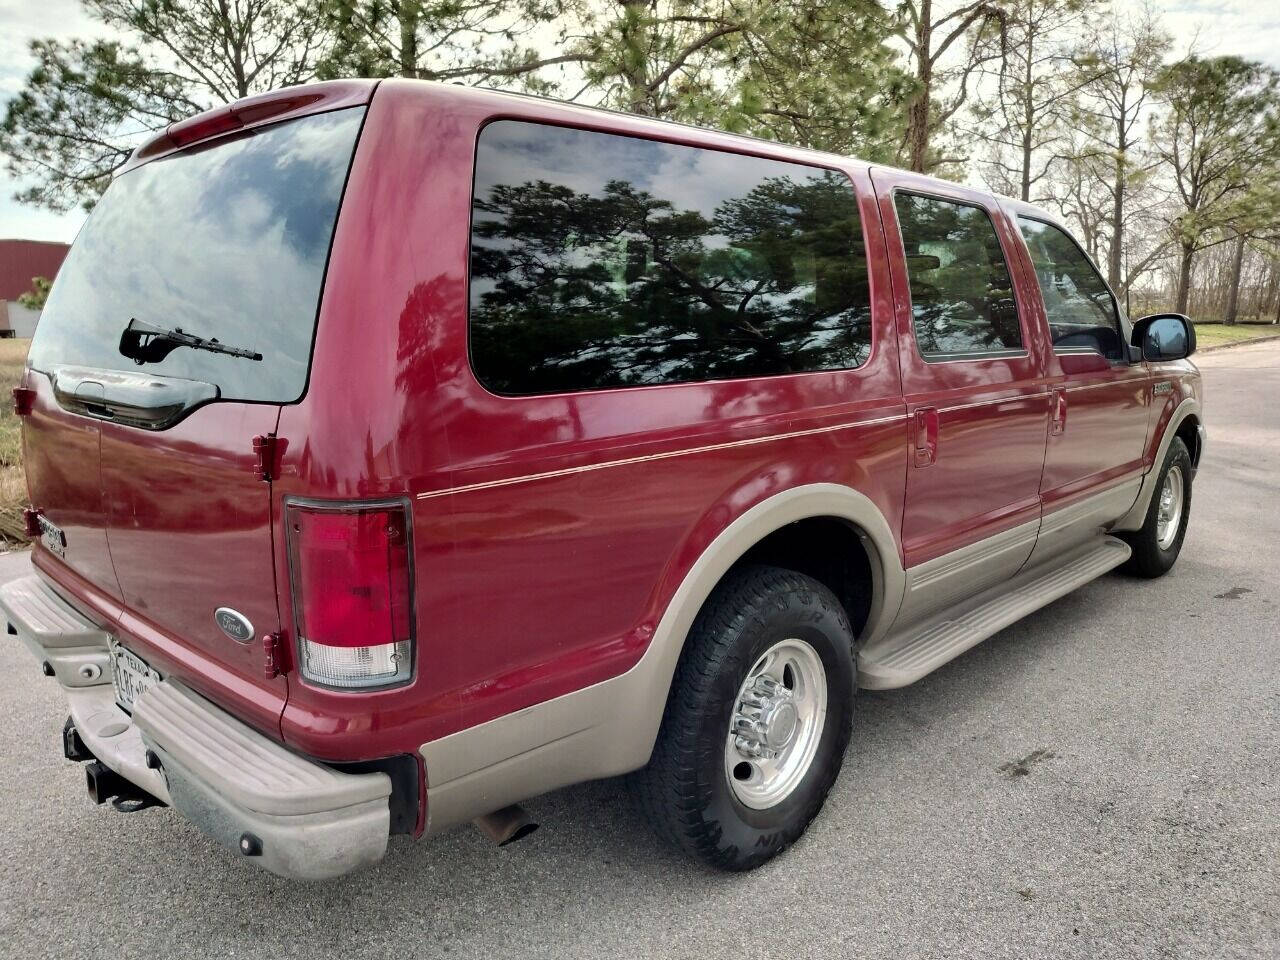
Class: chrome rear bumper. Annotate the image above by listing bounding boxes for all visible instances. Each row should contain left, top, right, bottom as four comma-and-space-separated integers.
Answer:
1, 572, 391, 881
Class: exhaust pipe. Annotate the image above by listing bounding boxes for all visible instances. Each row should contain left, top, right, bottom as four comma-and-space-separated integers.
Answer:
473, 804, 538, 846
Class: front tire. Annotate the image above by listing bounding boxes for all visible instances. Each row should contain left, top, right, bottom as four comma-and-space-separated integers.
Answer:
631, 565, 855, 871
1121, 436, 1192, 578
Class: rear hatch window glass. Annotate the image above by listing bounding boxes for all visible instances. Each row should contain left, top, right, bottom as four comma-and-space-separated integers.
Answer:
28, 107, 364, 404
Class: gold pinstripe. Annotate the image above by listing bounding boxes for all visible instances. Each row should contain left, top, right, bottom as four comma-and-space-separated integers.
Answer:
415, 413, 907, 501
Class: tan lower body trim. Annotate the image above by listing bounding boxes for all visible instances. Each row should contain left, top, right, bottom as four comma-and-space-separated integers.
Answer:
1026, 473, 1143, 570
418, 469, 1157, 833
889, 518, 1040, 634
418, 482, 905, 834
1113, 397, 1201, 533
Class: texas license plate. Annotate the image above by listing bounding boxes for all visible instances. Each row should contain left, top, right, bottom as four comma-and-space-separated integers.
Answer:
109, 639, 160, 712
36, 514, 66, 558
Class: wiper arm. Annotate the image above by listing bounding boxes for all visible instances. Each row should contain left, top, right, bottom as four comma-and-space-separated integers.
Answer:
119, 318, 262, 366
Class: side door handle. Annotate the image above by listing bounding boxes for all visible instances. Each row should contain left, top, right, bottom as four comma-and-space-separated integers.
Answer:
1050, 387, 1067, 436
913, 406, 938, 467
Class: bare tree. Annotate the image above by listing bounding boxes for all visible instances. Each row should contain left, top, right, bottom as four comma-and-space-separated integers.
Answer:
1070, 5, 1169, 288
973, 0, 1093, 202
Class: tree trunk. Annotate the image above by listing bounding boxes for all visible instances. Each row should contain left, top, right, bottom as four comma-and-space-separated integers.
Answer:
907, 92, 931, 172
1107, 88, 1129, 290
619, 0, 654, 116
1175, 242, 1194, 314
1020, 21, 1033, 202
1108, 160, 1124, 290
1223, 231, 1246, 325
906, 0, 933, 173
1269, 260, 1280, 324
1020, 128, 1032, 202
400, 0, 420, 78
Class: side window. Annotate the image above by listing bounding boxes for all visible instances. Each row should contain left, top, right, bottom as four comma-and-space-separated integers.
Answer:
469, 121, 873, 395
1017, 217, 1123, 360
893, 192, 1023, 360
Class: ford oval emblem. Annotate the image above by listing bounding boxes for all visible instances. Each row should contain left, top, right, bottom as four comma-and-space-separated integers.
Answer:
214, 607, 254, 644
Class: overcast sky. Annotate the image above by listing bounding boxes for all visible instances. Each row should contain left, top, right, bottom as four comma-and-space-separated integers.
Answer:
2, 0, 1279, 245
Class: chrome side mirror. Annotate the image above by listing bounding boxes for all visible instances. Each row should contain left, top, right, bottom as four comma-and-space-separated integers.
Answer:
1132, 313, 1196, 362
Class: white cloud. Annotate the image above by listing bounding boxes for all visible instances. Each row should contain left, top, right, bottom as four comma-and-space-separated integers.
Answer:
1146, 0, 1280, 68
0, 0, 116, 242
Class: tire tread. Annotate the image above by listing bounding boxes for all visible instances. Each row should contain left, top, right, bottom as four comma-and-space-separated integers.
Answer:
629, 564, 854, 870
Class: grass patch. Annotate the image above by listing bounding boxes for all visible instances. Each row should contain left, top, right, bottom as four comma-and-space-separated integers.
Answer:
1193, 322, 1280, 350
0, 339, 31, 546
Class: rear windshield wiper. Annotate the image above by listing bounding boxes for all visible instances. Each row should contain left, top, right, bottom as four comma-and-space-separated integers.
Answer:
119, 318, 262, 366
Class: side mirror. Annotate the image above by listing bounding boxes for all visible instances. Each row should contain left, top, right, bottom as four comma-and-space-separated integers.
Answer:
904, 254, 941, 272
1131, 313, 1196, 362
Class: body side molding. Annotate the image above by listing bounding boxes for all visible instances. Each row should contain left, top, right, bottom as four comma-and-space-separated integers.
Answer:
418, 483, 906, 834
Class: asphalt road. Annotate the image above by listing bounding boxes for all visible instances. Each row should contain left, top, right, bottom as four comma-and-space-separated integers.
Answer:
1, 341, 1277, 960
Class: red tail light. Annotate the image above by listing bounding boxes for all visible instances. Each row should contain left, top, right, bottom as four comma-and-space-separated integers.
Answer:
285, 500, 413, 689
12, 386, 34, 416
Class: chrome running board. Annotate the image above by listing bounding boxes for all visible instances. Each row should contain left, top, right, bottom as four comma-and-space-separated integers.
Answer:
858, 536, 1131, 689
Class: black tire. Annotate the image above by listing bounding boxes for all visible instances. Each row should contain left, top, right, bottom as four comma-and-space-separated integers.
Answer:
630, 564, 855, 871
1121, 436, 1192, 578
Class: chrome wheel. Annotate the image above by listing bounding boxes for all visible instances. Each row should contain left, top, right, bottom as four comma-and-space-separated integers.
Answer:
725, 638, 827, 809
1156, 464, 1185, 550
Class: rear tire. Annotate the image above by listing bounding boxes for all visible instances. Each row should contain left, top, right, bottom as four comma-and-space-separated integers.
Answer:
630, 565, 855, 871
1121, 436, 1192, 578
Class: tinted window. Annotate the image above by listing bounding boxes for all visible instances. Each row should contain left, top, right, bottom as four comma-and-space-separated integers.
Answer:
894, 193, 1022, 359
469, 121, 872, 395
29, 107, 364, 403
1018, 217, 1123, 360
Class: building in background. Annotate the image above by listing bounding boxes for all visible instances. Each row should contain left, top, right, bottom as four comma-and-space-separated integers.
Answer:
0, 239, 70, 338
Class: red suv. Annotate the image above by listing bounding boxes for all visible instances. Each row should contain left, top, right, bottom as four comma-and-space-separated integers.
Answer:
3, 79, 1203, 880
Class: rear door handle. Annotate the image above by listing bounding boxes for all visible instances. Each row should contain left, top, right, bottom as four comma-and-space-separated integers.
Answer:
913, 406, 938, 467
1050, 388, 1067, 436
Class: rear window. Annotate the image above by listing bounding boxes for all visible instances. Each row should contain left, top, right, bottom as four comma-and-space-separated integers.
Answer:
28, 107, 364, 403
469, 121, 873, 396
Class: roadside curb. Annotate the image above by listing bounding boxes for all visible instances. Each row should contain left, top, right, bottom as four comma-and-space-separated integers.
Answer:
1199, 331, 1280, 353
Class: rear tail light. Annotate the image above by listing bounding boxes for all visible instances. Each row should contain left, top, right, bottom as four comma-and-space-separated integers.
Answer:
285, 500, 413, 689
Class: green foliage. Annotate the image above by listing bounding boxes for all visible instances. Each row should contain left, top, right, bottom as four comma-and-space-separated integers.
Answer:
85, 0, 330, 101
728, 1, 915, 159
4, 0, 914, 211
548, 0, 912, 159
0, 38, 193, 211
316, 0, 565, 87
17, 277, 52, 311
2, 0, 331, 212
1152, 56, 1280, 248
1149, 55, 1280, 310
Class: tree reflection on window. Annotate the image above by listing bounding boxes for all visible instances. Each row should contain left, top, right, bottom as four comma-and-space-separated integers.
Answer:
469, 122, 873, 396
894, 193, 1023, 360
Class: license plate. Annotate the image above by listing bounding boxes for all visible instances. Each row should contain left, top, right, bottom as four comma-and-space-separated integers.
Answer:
109, 639, 160, 712
37, 515, 66, 558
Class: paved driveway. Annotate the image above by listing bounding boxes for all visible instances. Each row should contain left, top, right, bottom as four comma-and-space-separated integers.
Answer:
0, 342, 1276, 959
